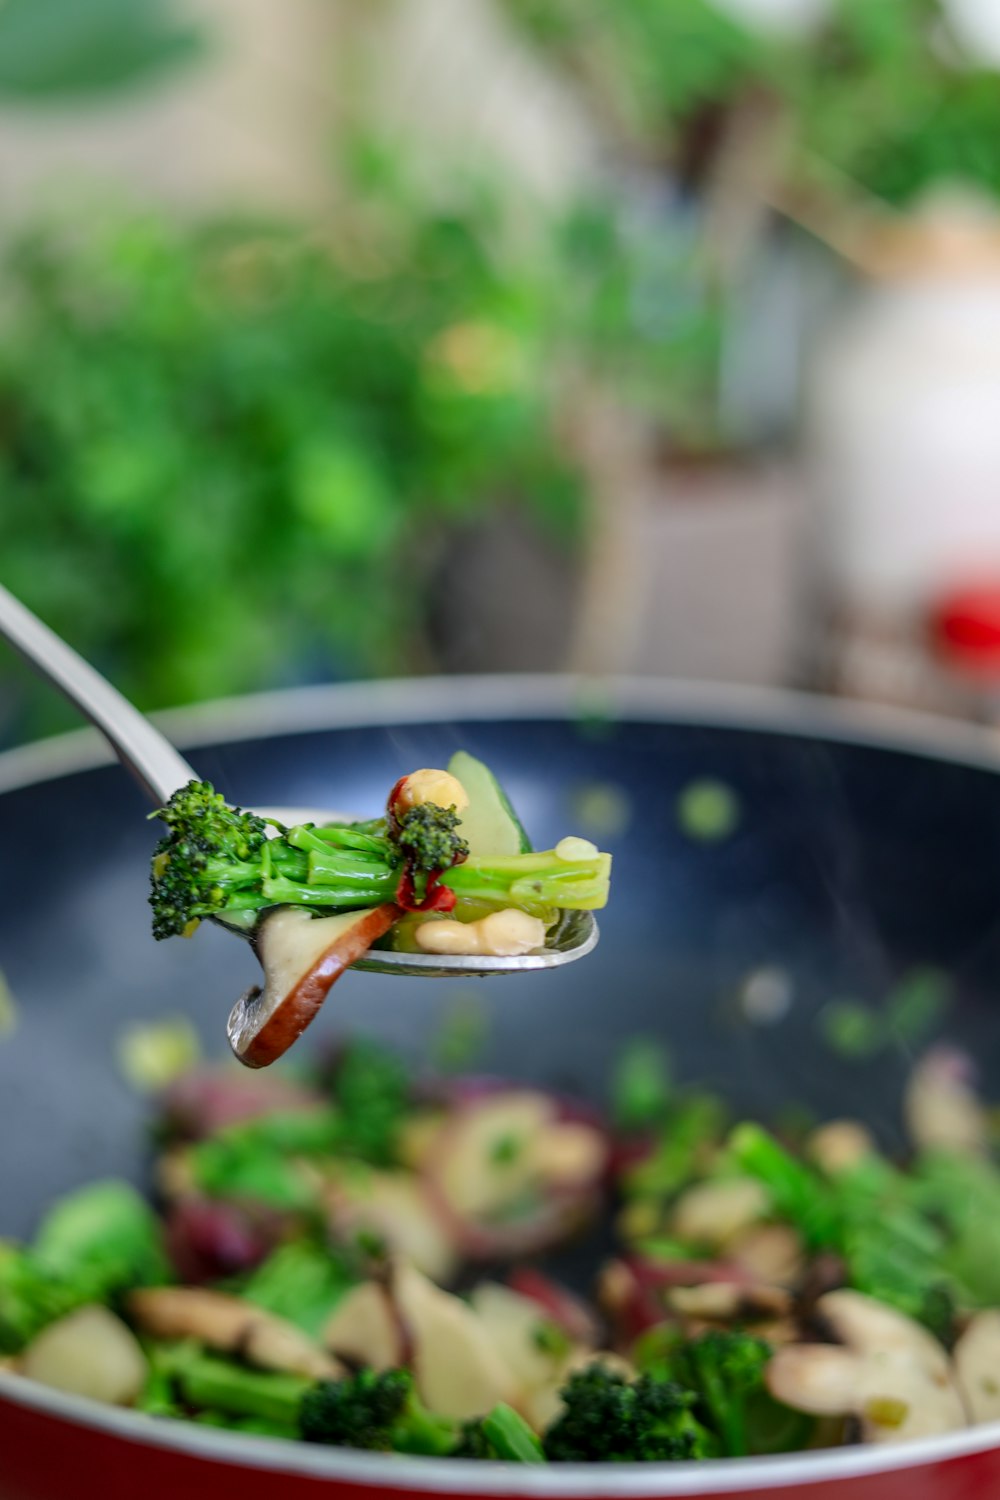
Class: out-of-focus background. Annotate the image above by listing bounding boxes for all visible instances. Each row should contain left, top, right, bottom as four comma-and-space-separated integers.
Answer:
6, 0, 1000, 743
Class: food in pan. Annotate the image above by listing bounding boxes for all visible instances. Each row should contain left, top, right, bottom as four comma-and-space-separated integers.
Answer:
148, 753, 612, 1065
3, 1036, 998, 1462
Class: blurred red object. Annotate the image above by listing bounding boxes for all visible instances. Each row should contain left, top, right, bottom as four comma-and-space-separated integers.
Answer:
932, 585, 1000, 678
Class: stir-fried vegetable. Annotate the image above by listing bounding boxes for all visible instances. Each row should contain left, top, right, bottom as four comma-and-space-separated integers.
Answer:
301, 1368, 457, 1455
149, 760, 611, 940
8, 1034, 1000, 1463
147, 756, 612, 1071
542, 1365, 713, 1461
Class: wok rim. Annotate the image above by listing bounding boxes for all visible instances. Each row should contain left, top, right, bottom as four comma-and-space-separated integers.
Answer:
5, 672, 1000, 796
3, 670, 1000, 1493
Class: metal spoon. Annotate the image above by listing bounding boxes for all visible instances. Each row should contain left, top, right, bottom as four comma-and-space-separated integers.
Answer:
0, 582, 598, 976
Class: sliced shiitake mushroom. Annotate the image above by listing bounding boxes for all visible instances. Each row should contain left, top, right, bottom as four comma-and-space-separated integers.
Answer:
127, 1287, 340, 1380
228, 905, 399, 1069
727, 1223, 803, 1286
424, 1090, 607, 1258
665, 1281, 792, 1323
323, 1282, 405, 1371
668, 1177, 770, 1249
326, 1169, 459, 1284
470, 1282, 583, 1394
392, 1262, 518, 1420
766, 1290, 968, 1444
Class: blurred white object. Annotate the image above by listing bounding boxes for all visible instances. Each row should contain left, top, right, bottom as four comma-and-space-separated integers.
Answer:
805, 193, 1000, 704
356, 0, 600, 206
946, 0, 1000, 65
810, 198, 1000, 608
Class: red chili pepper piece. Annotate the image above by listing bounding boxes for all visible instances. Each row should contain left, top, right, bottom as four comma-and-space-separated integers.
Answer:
386, 775, 409, 832
395, 864, 457, 913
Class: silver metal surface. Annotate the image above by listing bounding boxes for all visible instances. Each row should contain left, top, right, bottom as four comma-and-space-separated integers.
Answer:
0, 590, 599, 976
216, 878, 597, 975
6, 674, 1000, 799
0, 581, 197, 804
354, 906, 598, 976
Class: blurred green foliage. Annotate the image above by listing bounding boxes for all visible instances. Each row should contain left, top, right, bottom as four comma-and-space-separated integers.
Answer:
0, 173, 587, 738
5, 0, 1000, 741
552, 195, 723, 445
506, 0, 1000, 207
0, 129, 742, 738
506, 0, 776, 171
792, 0, 1000, 206
0, 0, 203, 101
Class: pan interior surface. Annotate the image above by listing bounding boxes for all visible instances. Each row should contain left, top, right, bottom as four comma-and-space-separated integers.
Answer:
3, 678, 1000, 1493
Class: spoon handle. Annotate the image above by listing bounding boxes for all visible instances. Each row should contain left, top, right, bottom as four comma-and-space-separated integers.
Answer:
0, 582, 197, 805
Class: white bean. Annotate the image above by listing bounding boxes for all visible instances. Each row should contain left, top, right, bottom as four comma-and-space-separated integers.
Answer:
415, 908, 546, 957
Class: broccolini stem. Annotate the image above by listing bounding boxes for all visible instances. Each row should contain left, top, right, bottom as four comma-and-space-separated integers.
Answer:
289, 824, 393, 858
481, 1404, 547, 1462
445, 852, 611, 912
729, 1124, 840, 1251
167, 1348, 313, 1426
149, 780, 611, 939
260, 877, 399, 908
306, 849, 399, 884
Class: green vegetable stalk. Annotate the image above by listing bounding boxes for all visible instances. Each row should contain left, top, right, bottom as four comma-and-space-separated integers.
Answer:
455, 1403, 547, 1462
149, 780, 610, 940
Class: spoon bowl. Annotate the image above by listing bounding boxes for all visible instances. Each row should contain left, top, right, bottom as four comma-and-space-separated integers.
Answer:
0, 583, 600, 979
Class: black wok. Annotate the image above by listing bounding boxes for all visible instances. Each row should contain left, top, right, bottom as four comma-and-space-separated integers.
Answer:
4, 675, 1000, 1500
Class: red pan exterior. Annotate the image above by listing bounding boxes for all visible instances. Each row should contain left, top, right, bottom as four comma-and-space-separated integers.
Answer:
4, 1391, 1000, 1500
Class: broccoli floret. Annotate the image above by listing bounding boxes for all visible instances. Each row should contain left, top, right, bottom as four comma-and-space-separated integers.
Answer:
910, 1151, 1000, 1311
612, 1039, 673, 1133
395, 803, 469, 873
1, 1183, 169, 1355
453, 1404, 546, 1462
188, 1111, 342, 1212
732, 1127, 960, 1338
149, 777, 610, 943
670, 1331, 771, 1458
149, 781, 271, 938
183, 1043, 407, 1215
728, 1123, 840, 1250
0, 1244, 81, 1355
542, 1364, 712, 1462
623, 1091, 728, 1202
239, 1242, 356, 1338
0, 1181, 170, 1354
452, 1419, 494, 1459
300, 1368, 457, 1455
32, 1180, 170, 1300
543, 1365, 634, 1461
329, 1039, 408, 1166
